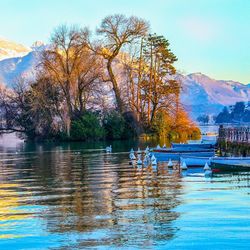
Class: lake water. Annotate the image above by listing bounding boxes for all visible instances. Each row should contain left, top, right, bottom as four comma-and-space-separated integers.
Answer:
0, 139, 250, 249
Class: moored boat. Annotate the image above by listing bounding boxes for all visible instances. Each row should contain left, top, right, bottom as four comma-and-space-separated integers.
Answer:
153, 147, 214, 153
153, 148, 215, 161
171, 142, 215, 149
210, 157, 250, 171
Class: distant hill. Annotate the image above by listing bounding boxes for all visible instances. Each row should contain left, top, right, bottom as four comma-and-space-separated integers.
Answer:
0, 39, 249, 119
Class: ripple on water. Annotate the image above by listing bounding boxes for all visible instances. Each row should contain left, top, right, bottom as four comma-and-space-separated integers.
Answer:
0, 147, 250, 249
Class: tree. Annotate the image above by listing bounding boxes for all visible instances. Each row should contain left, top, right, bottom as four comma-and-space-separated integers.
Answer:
215, 107, 231, 123
0, 78, 64, 139
0, 16, 198, 141
122, 33, 180, 131
231, 102, 245, 121
142, 34, 179, 126
197, 114, 209, 124
41, 25, 103, 135
96, 14, 149, 114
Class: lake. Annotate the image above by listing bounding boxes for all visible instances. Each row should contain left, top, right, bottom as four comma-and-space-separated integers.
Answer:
0, 138, 250, 249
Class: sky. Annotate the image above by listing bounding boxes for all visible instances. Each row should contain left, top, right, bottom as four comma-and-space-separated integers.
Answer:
0, 0, 249, 83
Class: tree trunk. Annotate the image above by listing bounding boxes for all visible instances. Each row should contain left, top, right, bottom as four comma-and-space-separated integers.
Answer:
150, 104, 157, 124
150, 54, 158, 124
148, 41, 153, 125
107, 59, 124, 114
137, 38, 143, 122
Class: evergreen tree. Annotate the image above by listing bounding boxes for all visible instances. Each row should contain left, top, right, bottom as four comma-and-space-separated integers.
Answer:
215, 107, 231, 123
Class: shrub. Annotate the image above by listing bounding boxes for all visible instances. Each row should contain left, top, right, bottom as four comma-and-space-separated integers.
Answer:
150, 111, 171, 138
70, 112, 105, 140
103, 111, 126, 140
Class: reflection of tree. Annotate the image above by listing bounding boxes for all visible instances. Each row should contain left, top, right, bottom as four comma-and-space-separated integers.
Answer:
2, 142, 250, 248
0, 142, 185, 248
0, 183, 27, 219
106, 162, 182, 247
26, 145, 183, 248
0, 182, 30, 239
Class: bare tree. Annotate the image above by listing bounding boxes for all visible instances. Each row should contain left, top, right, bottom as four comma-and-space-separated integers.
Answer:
41, 25, 103, 135
96, 14, 149, 114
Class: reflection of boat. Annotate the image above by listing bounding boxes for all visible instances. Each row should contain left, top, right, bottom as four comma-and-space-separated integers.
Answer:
180, 156, 211, 167
210, 157, 250, 171
153, 148, 215, 161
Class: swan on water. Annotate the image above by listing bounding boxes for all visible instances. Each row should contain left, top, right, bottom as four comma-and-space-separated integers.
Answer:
203, 162, 211, 171
106, 145, 112, 153
167, 159, 173, 167
137, 154, 142, 165
181, 161, 187, 170
129, 152, 136, 160
151, 154, 157, 165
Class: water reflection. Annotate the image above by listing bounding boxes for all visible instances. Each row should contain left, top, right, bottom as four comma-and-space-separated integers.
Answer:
0, 141, 250, 249
39, 151, 183, 248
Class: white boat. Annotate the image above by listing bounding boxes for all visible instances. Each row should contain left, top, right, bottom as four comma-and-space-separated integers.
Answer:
210, 157, 250, 171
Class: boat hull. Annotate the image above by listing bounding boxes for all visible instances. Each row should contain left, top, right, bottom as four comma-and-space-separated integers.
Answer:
210, 157, 250, 172
171, 143, 215, 149
180, 156, 211, 167
154, 151, 215, 161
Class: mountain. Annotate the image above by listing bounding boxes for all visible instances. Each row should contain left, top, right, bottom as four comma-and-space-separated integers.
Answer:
0, 38, 31, 61
0, 41, 45, 86
0, 39, 249, 118
178, 73, 250, 118
0, 51, 39, 86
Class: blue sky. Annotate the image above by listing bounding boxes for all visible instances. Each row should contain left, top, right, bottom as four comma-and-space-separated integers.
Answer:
0, 0, 249, 83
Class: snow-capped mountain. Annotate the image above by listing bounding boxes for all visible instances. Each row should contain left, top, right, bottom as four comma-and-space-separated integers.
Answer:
0, 38, 249, 118
178, 73, 250, 118
0, 41, 45, 86
0, 38, 31, 61
0, 51, 39, 86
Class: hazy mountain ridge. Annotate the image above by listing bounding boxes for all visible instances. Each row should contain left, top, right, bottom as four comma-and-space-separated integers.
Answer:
0, 40, 249, 118
178, 73, 249, 118
187, 73, 249, 105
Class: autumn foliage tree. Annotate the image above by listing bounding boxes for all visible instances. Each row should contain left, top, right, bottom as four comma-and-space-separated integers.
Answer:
121, 33, 185, 135
41, 25, 103, 136
0, 14, 199, 141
